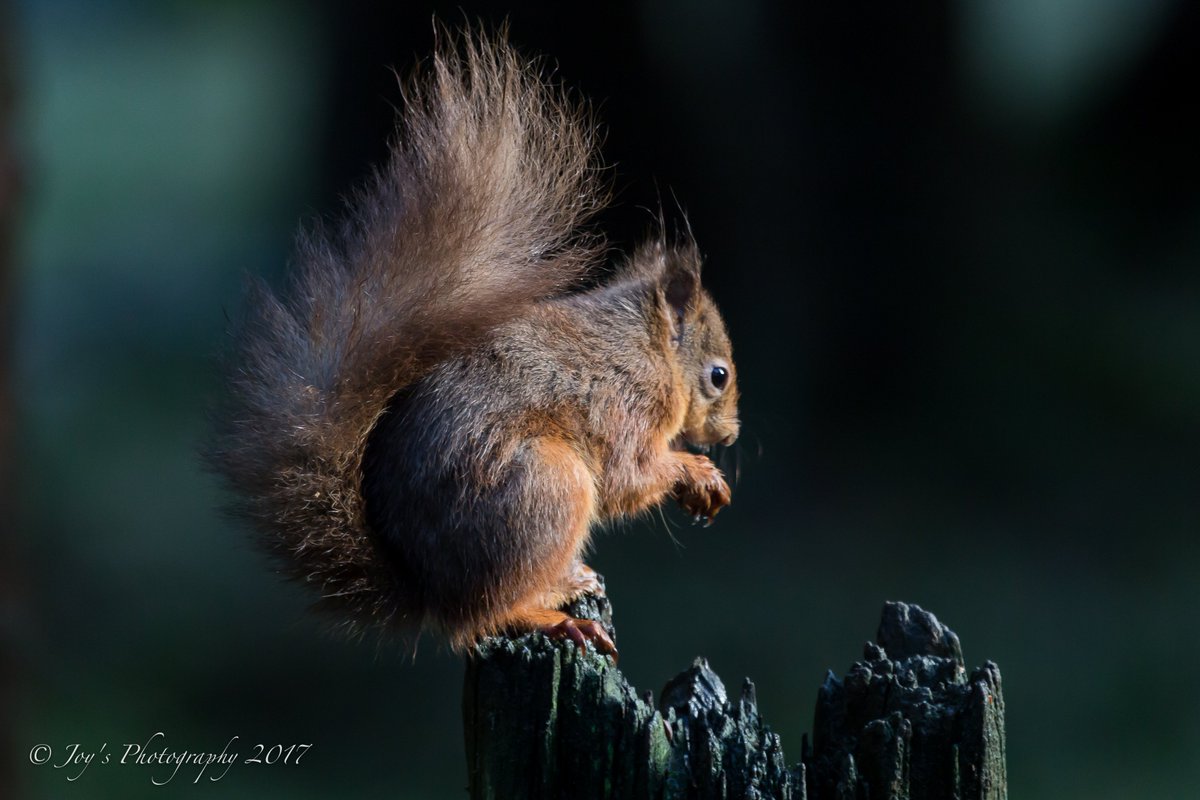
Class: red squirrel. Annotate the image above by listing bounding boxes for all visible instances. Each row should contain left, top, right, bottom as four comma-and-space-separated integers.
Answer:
209, 31, 739, 658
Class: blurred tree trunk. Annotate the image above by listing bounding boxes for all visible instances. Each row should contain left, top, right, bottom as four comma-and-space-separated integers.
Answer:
0, 0, 19, 795
464, 590, 1005, 799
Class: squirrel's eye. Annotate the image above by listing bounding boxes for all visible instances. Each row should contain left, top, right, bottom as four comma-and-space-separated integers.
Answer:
710, 365, 728, 391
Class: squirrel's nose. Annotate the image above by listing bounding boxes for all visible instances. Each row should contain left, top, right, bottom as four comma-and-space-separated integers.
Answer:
719, 431, 738, 447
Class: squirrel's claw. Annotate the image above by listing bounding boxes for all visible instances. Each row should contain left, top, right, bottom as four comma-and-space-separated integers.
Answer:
541, 617, 618, 662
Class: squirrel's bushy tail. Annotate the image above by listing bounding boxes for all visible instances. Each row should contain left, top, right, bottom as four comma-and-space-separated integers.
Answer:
209, 31, 605, 633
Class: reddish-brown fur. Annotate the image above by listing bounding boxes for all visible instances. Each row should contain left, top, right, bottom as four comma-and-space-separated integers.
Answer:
208, 30, 740, 652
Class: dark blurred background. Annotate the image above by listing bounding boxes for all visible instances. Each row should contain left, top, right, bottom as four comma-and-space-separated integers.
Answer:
4, 0, 1199, 797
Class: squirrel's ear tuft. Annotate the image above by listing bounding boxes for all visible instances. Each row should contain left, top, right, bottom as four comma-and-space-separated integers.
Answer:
657, 246, 702, 344
622, 236, 703, 343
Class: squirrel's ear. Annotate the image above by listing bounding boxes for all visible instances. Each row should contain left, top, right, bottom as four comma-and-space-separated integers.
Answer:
657, 247, 702, 344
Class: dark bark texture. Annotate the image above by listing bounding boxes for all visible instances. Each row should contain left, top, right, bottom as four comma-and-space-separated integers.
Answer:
463, 584, 1005, 800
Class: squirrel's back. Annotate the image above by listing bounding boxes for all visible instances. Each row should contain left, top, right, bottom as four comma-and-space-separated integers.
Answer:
208, 32, 607, 634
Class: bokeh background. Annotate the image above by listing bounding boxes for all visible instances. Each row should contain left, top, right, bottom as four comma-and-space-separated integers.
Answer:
4, 1, 1199, 797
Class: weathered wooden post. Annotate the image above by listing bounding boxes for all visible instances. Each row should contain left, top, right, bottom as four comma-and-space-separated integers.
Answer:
463, 581, 1006, 799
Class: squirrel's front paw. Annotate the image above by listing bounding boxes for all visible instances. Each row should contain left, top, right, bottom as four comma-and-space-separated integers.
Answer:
672, 456, 731, 524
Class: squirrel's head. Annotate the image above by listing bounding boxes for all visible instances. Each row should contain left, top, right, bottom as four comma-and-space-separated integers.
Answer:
638, 240, 740, 449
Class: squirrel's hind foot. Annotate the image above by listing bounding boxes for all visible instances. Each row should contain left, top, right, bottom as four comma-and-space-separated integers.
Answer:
540, 616, 618, 661
499, 605, 618, 661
